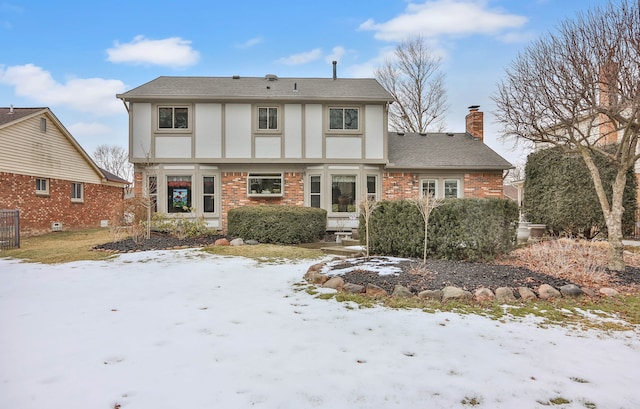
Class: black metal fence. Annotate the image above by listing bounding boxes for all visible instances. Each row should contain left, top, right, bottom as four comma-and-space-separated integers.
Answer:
0, 209, 20, 249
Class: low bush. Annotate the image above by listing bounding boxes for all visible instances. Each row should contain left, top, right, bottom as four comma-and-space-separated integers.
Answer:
363, 198, 518, 261
228, 205, 327, 244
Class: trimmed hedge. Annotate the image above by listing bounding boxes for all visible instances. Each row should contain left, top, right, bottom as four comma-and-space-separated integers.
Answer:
227, 205, 327, 244
524, 146, 637, 238
361, 198, 518, 261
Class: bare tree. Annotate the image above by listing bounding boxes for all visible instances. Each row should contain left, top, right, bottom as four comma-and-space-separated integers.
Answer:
375, 36, 449, 133
359, 194, 379, 258
493, 0, 640, 271
411, 193, 443, 265
92, 144, 133, 183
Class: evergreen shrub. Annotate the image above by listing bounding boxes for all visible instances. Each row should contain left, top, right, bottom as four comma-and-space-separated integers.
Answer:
228, 205, 327, 244
524, 146, 637, 238
362, 198, 518, 261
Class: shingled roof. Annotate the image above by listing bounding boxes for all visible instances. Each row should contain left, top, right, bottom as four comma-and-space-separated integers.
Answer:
387, 132, 513, 170
0, 107, 47, 127
117, 76, 394, 102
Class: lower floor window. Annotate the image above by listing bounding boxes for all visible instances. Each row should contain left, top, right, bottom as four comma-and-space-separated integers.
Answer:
332, 175, 356, 212
421, 178, 461, 199
71, 182, 83, 202
35, 178, 49, 195
310, 175, 321, 208
167, 176, 192, 213
444, 179, 459, 198
203, 176, 215, 213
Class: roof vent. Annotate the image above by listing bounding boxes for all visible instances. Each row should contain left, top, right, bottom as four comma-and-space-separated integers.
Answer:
397, 132, 404, 136
232, 75, 240, 79
419, 132, 427, 136
265, 74, 278, 81
446, 133, 454, 136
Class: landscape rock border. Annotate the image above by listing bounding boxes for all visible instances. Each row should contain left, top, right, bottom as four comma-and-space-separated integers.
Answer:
304, 260, 622, 302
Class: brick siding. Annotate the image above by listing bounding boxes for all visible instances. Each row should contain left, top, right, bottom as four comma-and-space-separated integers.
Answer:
221, 172, 304, 230
464, 172, 504, 198
0, 172, 124, 236
383, 171, 504, 199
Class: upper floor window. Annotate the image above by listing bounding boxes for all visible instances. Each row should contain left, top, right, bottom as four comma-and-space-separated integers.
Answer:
71, 182, 84, 202
158, 106, 189, 130
258, 107, 278, 131
35, 178, 49, 195
40, 118, 47, 133
329, 107, 359, 130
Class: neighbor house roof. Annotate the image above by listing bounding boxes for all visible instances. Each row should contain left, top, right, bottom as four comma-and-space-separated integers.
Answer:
387, 132, 513, 170
117, 76, 394, 102
0, 107, 48, 126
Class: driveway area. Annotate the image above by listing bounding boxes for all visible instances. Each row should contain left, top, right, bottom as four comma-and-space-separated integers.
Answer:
1, 249, 639, 408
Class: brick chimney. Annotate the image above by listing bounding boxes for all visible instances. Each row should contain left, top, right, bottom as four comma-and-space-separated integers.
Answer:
598, 62, 619, 145
465, 105, 483, 142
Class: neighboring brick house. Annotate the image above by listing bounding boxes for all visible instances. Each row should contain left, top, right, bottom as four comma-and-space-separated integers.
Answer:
0, 107, 128, 236
117, 73, 512, 231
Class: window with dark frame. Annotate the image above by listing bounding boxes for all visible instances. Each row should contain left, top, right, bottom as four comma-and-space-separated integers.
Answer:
258, 107, 278, 130
329, 107, 359, 130
310, 175, 321, 208
148, 176, 158, 213
203, 176, 215, 213
167, 176, 192, 213
366, 175, 377, 202
158, 107, 189, 129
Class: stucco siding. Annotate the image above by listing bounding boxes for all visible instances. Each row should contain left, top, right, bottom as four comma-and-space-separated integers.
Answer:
305, 104, 322, 158
195, 103, 222, 158
284, 104, 302, 158
365, 105, 384, 159
132, 103, 152, 159
225, 104, 252, 158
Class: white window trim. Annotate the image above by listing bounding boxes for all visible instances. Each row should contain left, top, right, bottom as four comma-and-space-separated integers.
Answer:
71, 182, 84, 203
247, 173, 284, 197
309, 174, 322, 208
420, 177, 463, 199
327, 106, 361, 134
255, 105, 281, 134
330, 174, 358, 215
155, 105, 192, 133
35, 178, 49, 196
443, 178, 462, 199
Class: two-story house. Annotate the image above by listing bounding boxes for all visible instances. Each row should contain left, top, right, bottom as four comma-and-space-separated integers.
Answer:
117, 73, 511, 231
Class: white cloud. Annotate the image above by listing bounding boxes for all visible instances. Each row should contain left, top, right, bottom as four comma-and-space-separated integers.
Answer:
324, 46, 346, 64
277, 48, 323, 65
0, 64, 126, 116
359, 0, 528, 41
67, 122, 113, 136
236, 37, 263, 49
106, 35, 200, 68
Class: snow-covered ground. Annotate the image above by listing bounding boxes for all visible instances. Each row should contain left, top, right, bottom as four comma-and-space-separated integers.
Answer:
1, 249, 639, 409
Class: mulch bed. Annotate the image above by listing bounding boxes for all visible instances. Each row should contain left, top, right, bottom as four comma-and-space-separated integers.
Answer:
94, 234, 640, 294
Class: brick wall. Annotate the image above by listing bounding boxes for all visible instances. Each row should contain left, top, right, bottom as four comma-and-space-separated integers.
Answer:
382, 171, 504, 199
221, 172, 304, 230
464, 172, 504, 198
0, 172, 124, 236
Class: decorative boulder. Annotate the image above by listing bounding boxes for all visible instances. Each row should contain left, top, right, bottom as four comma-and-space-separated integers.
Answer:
214, 238, 230, 246
442, 286, 472, 302
418, 289, 443, 301
518, 287, 537, 301
304, 270, 329, 285
474, 288, 495, 302
230, 238, 244, 246
391, 285, 413, 298
538, 284, 561, 300
245, 239, 259, 245
343, 283, 365, 294
495, 287, 516, 302
560, 284, 583, 297
599, 287, 620, 297
365, 284, 388, 298
323, 276, 344, 290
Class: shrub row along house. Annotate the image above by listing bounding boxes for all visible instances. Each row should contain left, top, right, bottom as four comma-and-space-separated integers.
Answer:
0, 107, 128, 236
117, 70, 512, 231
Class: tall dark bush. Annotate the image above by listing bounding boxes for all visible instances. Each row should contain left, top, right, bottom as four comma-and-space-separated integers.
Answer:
228, 205, 326, 244
524, 146, 637, 238
362, 198, 518, 261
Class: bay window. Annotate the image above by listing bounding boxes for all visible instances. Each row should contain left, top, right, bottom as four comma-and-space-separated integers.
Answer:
331, 175, 356, 212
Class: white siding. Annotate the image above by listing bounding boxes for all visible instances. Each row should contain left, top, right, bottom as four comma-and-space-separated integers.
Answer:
0, 112, 101, 183
195, 103, 222, 158
305, 104, 322, 158
132, 103, 152, 159
365, 105, 384, 159
326, 137, 362, 159
225, 104, 252, 158
284, 104, 302, 158
156, 137, 192, 158
255, 137, 281, 158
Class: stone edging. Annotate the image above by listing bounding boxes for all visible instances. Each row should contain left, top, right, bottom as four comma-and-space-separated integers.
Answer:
303, 261, 622, 302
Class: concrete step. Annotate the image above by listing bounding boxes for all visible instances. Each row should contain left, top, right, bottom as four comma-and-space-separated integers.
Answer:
340, 238, 361, 247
